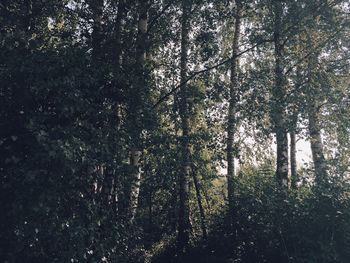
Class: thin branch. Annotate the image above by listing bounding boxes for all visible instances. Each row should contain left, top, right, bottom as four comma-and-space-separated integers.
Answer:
326, 62, 350, 72
147, 1, 175, 34
153, 39, 272, 108
284, 27, 346, 76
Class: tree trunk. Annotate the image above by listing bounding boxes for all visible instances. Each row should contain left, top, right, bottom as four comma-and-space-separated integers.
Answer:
115, 0, 126, 69
113, 0, 127, 213
127, 0, 149, 222
307, 37, 327, 184
227, 0, 242, 221
290, 130, 297, 189
88, 0, 106, 205
177, 0, 191, 254
290, 61, 302, 190
308, 102, 327, 183
128, 148, 142, 220
148, 190, 152, 232
89, 0, 104, 65
191, 166, 207, 239
115, 0, 126, 129
272, 0, 288, 190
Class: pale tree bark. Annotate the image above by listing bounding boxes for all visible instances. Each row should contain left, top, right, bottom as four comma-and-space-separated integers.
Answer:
227, 0, 242, 221
272, 0, 289, 190
308, 104, 327, 183
307, 37, 327, 184
128, 148, 142, 220
290, 129, 297, 189
127, 0, 149, 222
177, 0, 191, 253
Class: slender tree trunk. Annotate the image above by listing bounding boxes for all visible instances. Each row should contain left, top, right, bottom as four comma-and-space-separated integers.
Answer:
88, 0, 105, 204
113, 0, 126, 214
148, 191, 152, 231
202, 184, 212, 213
115, 0, 126, 69
308, 101, 327, 183
290, 61, 302, 190
89, 0, 104, 65
115, 0, 126, 129
128, 0, 149, 222
177, 0, 191, 253
290, 130, 297, 189
227, 0, 242, 221
191, 166, 207, 239
128, 148, 142, 220
272, 0, 288, 190
307, 37, 327, 184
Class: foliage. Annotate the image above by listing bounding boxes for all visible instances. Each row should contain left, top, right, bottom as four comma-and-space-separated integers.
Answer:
153, 164, 350, 263
0, 0, 349, 262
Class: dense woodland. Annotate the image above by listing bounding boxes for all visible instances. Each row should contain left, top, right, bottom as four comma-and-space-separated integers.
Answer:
1, 0, 350, 262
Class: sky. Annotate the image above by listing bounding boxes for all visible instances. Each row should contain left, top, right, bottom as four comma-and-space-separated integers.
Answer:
295, 138, 312, 167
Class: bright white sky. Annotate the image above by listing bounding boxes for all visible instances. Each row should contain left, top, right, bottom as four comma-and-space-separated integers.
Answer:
295, 138, 312, 166
220, 137, 313, 175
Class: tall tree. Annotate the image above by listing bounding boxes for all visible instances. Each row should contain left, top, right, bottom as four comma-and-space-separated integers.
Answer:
306, 38, 327, 183
271, 0, 289, 190
227, 0, 243, 222
177, 0, 192, 253
127, 0, 150, 222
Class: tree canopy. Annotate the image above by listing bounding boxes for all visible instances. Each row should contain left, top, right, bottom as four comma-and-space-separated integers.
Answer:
1, 0, 350, 262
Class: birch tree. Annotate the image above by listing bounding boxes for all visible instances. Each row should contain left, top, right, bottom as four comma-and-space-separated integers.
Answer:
227, 0, 243, 223
177, 0, 192, 253
127, 0, 150, 222
271, 0, 289, 190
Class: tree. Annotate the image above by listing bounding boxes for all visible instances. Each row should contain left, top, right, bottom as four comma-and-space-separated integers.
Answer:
271, 0, 289, 190
1, 1, 349, 262
127, 0, 150, 222
227, 0, 243, 222
177, 0, 192, 253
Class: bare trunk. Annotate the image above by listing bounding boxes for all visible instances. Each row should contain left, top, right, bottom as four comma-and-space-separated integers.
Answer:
113, 0, 126, 213
308, 103, 327, 183
307, 37, 327, 184
202, 186, 212, 213
177, 0, 191, 253
88, 0, 106, 204
227, 0, 242, 220
272, 0, 288, 190
148, 191, 152, 231
115, 0, 126, 129
191, 166, 207, 239
115, 0, 126, 69
290, 130, 297, 189
128, 148, 142, 220
128, 0, 149, 222
89, 0, 104, 65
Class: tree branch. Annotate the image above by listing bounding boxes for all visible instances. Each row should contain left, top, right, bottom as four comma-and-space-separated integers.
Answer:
153, 39, 272, 108
147, 1, 175, 34
284, 27, 346, 76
